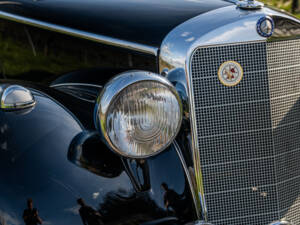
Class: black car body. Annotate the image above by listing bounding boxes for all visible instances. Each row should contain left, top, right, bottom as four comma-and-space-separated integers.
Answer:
0, 0, 300, 225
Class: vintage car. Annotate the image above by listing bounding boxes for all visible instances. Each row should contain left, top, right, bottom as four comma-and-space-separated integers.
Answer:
1, 0, 300, 224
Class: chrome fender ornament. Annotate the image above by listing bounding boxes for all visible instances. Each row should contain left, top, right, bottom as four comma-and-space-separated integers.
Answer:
0, 85, 36, 110
237, 0, 264, 9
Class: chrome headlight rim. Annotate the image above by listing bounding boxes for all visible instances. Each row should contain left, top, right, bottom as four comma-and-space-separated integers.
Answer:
94, 70, 183, 158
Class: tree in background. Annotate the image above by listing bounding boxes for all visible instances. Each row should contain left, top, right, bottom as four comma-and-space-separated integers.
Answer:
292, 0, 299, 13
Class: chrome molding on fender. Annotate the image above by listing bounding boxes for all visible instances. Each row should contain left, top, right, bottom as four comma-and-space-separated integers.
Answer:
0, 10, 158, 56
51, 83, 103, 103
173, 141, 200, 219
50, 83, 103, 89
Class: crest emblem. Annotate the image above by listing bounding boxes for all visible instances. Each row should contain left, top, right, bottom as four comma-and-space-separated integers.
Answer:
218, 61, 243, 87
257, 16, 274, 37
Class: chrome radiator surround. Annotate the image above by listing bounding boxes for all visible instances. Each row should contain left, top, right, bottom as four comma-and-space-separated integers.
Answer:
159, 4, 300, 225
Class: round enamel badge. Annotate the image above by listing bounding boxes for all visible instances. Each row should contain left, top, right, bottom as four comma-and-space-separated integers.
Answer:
218, 61, 243, 87
257, 16, 274, 37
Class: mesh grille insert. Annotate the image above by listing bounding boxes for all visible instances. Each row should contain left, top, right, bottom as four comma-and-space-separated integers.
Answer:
190, 40, 300, 225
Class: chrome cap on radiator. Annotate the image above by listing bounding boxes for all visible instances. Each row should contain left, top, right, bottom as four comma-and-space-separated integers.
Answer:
237, 0, 264, 10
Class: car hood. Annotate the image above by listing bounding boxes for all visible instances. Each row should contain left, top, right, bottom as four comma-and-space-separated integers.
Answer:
0, 0, 232, 47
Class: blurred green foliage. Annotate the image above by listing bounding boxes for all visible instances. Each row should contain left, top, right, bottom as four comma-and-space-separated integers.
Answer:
261, 0, 300, 18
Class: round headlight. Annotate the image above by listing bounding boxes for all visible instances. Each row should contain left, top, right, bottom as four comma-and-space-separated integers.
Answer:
94, 71, 182, 158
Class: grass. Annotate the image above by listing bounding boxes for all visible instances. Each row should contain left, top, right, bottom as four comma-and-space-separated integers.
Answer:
260, 0, 300, 18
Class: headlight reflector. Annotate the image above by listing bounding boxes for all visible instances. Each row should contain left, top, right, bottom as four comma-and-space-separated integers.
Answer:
95, 71, 182, 158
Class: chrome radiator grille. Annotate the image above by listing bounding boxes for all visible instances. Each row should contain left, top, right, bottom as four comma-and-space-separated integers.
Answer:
190, 39, 300, 225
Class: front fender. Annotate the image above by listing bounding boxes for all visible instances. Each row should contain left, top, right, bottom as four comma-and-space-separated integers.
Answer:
0, 82, 196, 224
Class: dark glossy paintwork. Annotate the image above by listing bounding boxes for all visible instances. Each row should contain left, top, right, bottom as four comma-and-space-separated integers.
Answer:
0, 0, 231, 47
0, 1, 244, 223
0, 19, 156, 84
0, 83, 196, 225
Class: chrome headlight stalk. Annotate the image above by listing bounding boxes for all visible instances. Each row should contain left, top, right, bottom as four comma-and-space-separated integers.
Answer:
94, 70, 183, 158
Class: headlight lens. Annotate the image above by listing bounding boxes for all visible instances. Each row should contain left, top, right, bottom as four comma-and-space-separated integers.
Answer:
95, 71, 182, 158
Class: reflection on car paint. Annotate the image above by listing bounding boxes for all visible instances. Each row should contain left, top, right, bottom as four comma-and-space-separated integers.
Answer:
0, 87, 196, 224
0, 19, 156, 84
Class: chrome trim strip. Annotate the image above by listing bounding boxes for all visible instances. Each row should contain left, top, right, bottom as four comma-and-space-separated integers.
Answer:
0, 10, 158, 56
269, 221, 294, 225
186, 52, 208, 221
173, 140, 201, 219
51, 82, 103, 103
222, 0, 239, 3
50, 83, 103, 89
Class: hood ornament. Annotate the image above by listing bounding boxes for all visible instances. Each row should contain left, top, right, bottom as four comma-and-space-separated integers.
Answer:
237, 0, 264, 9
